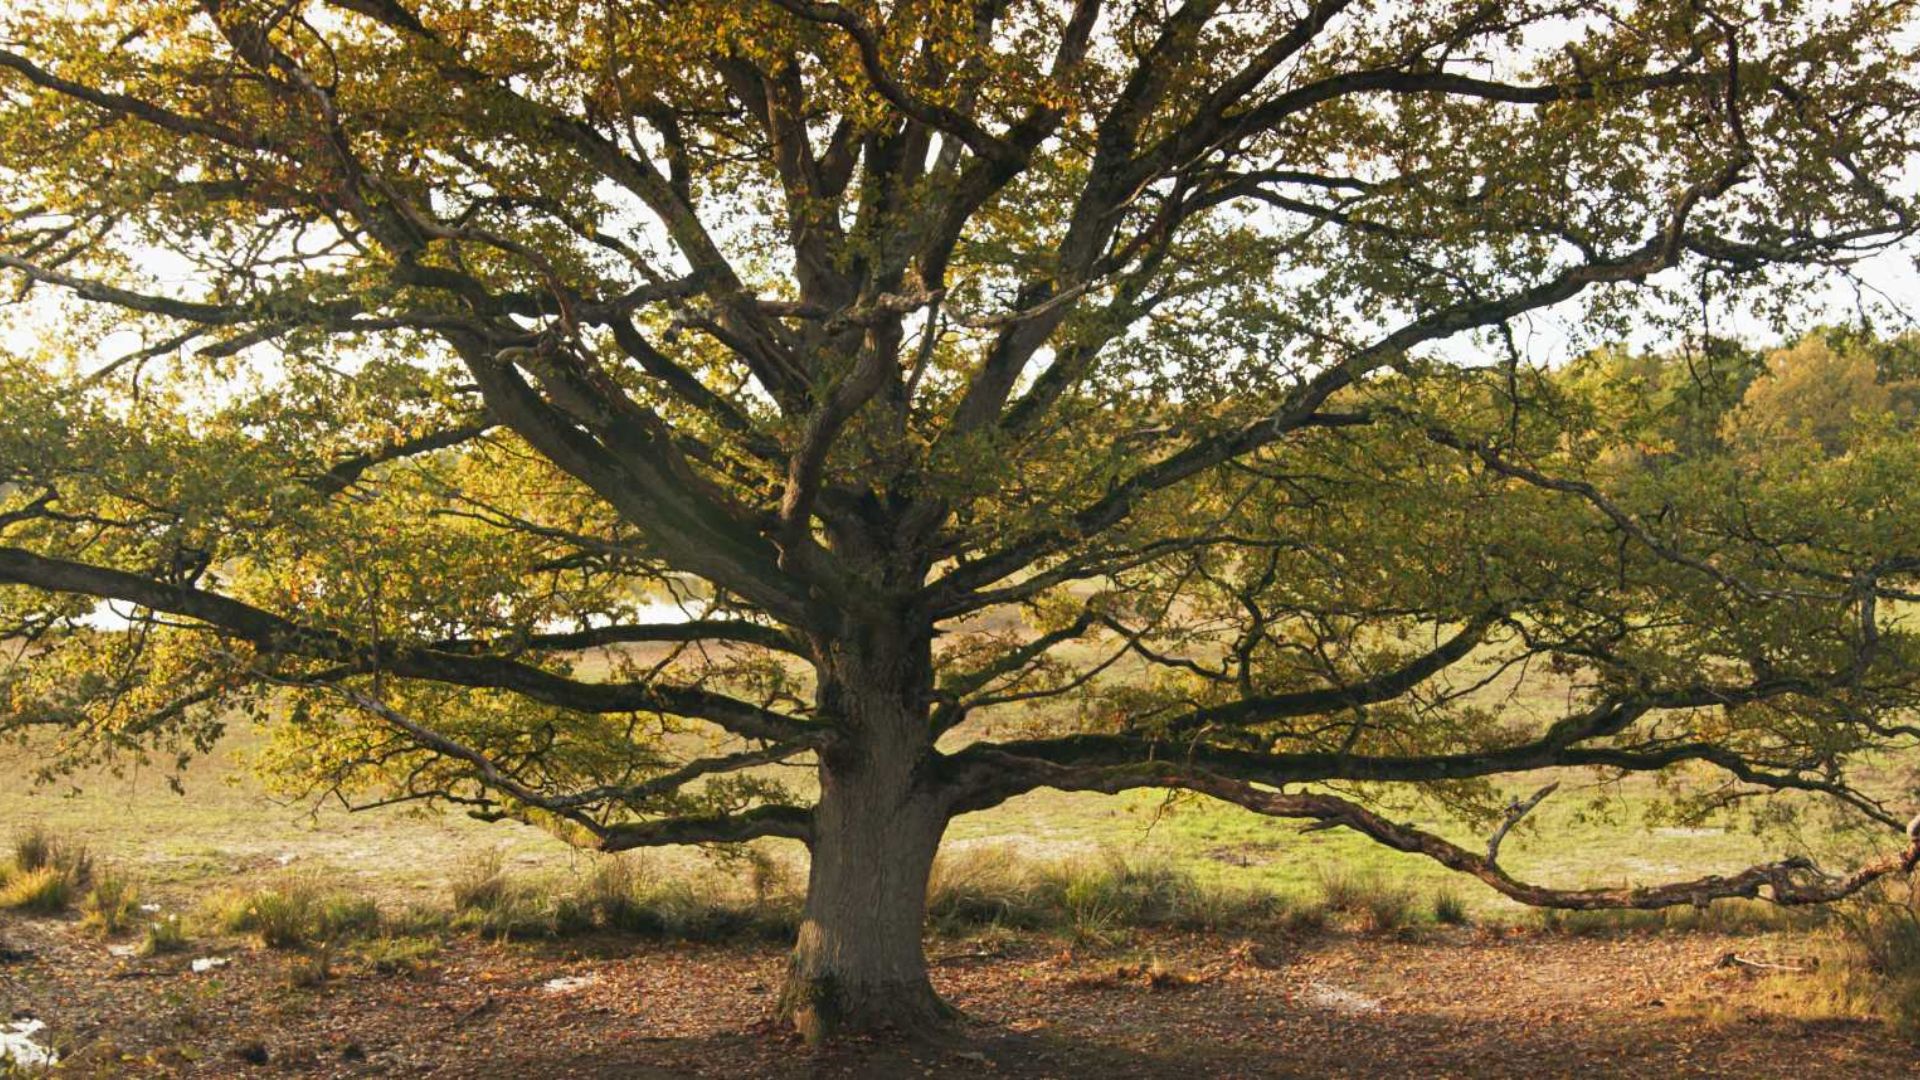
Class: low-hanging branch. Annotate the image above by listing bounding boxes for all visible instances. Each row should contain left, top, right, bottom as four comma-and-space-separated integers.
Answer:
598, 804, 815, 851
1007, 759, 1920, 910
0, 545, 823, 746
310, 684, 814, 847
944, 672, 1907, 830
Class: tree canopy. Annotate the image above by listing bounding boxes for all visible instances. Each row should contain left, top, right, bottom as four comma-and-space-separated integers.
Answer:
3, 0, 1920, 1039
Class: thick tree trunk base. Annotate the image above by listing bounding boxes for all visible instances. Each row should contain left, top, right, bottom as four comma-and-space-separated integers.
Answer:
781, 626, 953, 1043
776, 749, 951, 1043
776, 968, 959, 1044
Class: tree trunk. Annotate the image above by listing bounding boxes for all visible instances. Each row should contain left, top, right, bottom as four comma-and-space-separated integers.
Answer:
778, 622, 953, 1042
779, 763, 951, 1042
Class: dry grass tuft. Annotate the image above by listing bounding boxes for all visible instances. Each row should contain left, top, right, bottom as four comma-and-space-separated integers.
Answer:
0, 825, 92, 913
928, 847, 1294, 943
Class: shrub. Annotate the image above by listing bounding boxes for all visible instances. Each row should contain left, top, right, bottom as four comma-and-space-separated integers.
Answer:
1432, 887, 1470, 926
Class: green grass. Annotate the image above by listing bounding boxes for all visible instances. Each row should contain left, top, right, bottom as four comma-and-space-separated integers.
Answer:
0, 728, 606, 904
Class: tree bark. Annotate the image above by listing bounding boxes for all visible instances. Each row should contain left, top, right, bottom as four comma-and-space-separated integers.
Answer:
779, 761, 951, 1042
778, 619, 954, 1042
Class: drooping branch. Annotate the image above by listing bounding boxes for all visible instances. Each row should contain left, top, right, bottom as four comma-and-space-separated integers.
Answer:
599, 803, 814, 850
0, 545, 824, 746
294, 684, 816, 850
1153, 612, 1500, 734
1006, 760, 1920, 909
326, 686, 611, 838
543, 740, 814, 811
1193, 776, 1920, 910
944, 670, 1905, 827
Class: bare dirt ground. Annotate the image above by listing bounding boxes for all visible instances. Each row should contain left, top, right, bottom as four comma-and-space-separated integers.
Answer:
4, 913, 1915, 1079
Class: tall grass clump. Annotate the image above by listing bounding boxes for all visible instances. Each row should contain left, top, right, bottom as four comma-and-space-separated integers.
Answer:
448, 849, 510, 913
79, 872, 141, 936
927, 848, 1286, 941
446, 850, 580, 939
448, 851, 800, 941
0, 826, 91, 913
1767, 887, 1920, 1039
1318, 866, 1414, 933
0, 866, 73, 914
1431, 886, 1470, 927
214, 878, 381, 950
138, 913, 191, 957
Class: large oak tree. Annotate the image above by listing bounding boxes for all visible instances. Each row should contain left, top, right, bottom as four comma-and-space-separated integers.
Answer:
5, 0, 1920, 1039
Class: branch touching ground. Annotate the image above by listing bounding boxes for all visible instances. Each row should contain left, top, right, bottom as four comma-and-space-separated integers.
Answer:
976, 759, 1920, 910
1187, 775, 1920, 909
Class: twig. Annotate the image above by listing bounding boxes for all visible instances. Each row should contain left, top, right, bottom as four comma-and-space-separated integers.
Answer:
1717, 952, 1815, 973
1487, 781, 1560, 865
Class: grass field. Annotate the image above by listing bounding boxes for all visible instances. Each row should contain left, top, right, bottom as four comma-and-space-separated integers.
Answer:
0, 714, 1864, 921
0, 626, 1897, 920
